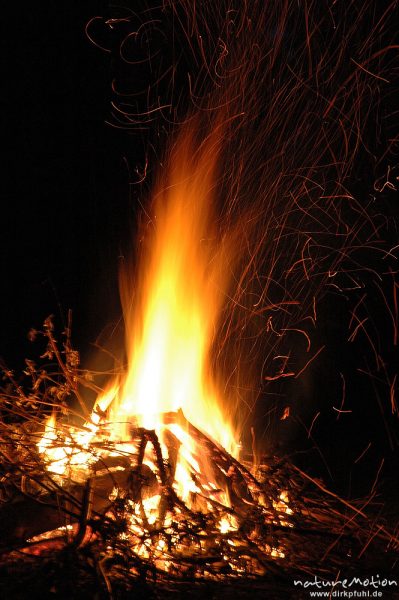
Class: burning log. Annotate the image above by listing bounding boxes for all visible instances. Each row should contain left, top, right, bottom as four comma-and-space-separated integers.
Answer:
166, 410, 265, 495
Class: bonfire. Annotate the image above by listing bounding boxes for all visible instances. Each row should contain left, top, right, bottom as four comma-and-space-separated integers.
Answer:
1, 0, 398, 598
1, 126, 398, 598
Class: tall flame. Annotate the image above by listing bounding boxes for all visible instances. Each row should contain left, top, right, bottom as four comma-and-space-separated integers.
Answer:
38, 123, 239, 524
36, 124, 295, 557
110, 125, 236, 453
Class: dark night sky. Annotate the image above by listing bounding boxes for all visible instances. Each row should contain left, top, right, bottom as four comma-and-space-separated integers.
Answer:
2, 2, 130, 365
1, 2, 398, 496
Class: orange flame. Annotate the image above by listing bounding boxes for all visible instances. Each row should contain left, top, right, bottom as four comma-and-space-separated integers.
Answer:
113, 125, 236, 453
38, 124, 239, 520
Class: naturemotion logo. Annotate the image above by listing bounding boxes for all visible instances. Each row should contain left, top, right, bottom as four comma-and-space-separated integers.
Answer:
293, 575, 397, 598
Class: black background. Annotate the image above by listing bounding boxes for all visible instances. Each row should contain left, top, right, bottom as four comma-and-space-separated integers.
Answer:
1, 2, 398, 497
1, 1, 128, 366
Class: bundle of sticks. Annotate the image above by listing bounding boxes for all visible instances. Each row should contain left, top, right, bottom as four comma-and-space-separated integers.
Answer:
1, 406, 397, 586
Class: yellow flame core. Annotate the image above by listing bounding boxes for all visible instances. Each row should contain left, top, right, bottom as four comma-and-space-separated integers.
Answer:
116, 129, 236, 454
